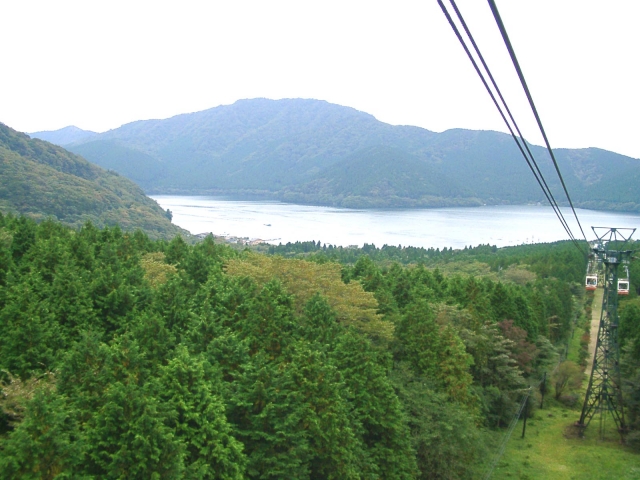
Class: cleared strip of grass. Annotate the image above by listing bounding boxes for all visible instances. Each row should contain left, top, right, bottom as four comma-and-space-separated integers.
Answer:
483, 290, 639, 479
492, 401, 639, 479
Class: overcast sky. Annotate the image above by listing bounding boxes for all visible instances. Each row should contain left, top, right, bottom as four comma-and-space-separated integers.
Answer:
1, 0, 638, 158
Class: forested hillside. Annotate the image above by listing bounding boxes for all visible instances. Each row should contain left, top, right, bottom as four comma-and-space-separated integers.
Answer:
35, 98, 640, 212
0, 123, 184, 239
3, 214, 633, 478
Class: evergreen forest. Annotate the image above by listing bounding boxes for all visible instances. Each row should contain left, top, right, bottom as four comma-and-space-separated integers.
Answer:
2, 213, 639, 478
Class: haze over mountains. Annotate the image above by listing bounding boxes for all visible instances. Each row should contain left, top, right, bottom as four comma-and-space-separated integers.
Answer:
32, 125, 98, 146
32, 98, 640, 212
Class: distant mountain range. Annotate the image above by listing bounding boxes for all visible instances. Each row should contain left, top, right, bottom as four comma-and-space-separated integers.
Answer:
31, 98, 640, 212
0, 123, 185, 239
31, 125, 98, 146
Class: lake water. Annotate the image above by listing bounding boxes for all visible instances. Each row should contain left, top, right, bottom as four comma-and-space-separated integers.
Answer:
152, 195, 640, 249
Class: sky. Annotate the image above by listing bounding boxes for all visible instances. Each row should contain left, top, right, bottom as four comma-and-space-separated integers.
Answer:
1, 0, 638, 159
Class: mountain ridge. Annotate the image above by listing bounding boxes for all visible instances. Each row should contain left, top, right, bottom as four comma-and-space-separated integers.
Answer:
0, 123, 186, 239
31, 98, 640, 212
30, 125, 98, 146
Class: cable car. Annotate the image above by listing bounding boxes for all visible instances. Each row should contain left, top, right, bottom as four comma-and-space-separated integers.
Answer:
618, 264, 630, 295
585, 251, 599, 291
618, 279, 630, 295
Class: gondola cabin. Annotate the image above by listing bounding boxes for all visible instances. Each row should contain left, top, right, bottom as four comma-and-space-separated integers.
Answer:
585, 275, 598, 291
618, 280, 630, 295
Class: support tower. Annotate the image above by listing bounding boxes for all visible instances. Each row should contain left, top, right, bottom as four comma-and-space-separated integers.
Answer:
577, 227, 635, 439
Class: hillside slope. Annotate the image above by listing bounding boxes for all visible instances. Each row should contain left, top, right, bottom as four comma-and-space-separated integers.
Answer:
34, 98, 640, 212
0, 123, 185, 239
280, 145, 480, 208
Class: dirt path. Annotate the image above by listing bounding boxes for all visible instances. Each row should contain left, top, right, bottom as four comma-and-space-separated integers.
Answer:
588, 288, 604, 369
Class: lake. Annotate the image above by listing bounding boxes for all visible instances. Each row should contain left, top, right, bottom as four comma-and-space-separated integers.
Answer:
151, 195, 640, 249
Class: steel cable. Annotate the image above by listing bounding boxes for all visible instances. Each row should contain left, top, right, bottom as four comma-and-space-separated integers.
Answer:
447, 0, 579, 246
486, 0, 588, 244
437, 0, 584, 251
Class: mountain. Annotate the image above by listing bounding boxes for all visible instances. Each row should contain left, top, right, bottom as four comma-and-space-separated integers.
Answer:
0, 123, 185, 239
37, 98, 640, 212
280, 145, 479, 208
30, 125, 97, 146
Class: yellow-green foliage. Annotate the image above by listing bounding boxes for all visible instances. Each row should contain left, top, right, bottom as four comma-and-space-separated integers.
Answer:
436, 260, 496, 279
433, 260, 537, 286
225, 253, 394, 341
500, 264, 538, 286
140, 252, 177, 288
0, 228, 12, 250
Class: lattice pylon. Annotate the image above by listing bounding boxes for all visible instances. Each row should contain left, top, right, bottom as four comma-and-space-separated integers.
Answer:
576, 227, 635, 440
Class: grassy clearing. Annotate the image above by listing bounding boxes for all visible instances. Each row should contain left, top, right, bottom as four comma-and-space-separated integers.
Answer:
482, 290, 640, 479
488, 400, 640, 479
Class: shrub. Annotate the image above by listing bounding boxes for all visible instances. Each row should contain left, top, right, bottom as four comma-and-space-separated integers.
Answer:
552, 361, 583, 400
559, 394, 579, 407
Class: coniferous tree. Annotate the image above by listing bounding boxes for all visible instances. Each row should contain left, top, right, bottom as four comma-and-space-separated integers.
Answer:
159, 346, 246, 479
0, 389, 83, 479
332, 331, 417, 479
391, 364, 485, 480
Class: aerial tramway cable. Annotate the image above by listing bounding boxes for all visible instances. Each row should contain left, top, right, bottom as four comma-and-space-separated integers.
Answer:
486, 0, 588, 244
436, 0, 584, 252
444, 0, 580, 246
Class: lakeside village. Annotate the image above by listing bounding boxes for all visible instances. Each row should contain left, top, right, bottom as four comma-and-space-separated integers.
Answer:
195, 232, 367, 250
195, 232, 276, 246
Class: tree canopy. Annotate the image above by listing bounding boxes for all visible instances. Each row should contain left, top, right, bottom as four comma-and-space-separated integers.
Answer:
0, 213, 597, 477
